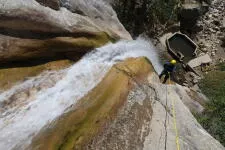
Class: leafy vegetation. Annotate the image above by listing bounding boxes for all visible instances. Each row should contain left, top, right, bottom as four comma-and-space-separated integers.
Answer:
198, 63, 225, 146
112, 0, 180, 36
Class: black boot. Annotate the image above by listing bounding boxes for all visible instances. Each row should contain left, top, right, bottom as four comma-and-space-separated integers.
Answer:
162, 73, 169, 84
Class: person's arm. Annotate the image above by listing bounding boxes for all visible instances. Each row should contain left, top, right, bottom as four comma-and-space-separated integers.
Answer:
164, 62, 170, 68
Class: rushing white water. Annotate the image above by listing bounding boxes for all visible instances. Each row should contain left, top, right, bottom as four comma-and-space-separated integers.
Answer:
0, 38, 163, 149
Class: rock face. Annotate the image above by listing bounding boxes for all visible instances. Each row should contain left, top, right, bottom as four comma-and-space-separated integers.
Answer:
87, 68, 224, 150
28, 57, 224, 150
143, 75, 223, 150
0, 0, 131, 62
59, 0, 130, 39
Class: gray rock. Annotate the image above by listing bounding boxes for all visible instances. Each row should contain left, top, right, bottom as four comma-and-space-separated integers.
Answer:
221, 36, 225, 47
222, 17, 225, 28
143, 74, 224, 150
221, 15, 225, 26
188, 54, 212, 68
0, 0, 131, 40
193, 78, 198, 84
201, 47, 207, 52
86, 73, 225, 150
213, 26, 220, 31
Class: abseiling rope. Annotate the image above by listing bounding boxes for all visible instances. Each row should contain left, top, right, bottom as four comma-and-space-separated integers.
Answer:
164, 82, 168, 150
168, 75, 181, 150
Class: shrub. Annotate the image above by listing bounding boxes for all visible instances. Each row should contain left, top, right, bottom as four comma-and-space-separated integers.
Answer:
198, 64, 225, 146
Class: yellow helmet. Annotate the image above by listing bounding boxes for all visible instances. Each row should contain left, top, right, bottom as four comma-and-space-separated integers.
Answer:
170, 59, 177, 64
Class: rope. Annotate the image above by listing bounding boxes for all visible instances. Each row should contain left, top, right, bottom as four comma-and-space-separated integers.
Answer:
168, 74, 181, 150
164, 82, 168, 150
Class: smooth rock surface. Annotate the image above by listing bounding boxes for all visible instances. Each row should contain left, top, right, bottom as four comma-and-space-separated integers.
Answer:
143, 74, 224, 150
83, 71, 224, 150
0, 0, 130, 39
188, 54, 212, 68
59, 0, 131, 39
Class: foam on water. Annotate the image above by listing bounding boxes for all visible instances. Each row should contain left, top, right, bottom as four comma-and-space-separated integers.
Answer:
0, 38, 163, 149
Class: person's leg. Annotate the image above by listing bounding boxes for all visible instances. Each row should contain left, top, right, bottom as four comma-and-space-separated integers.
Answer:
163, 72, 169, 83
159, 70, 166, 79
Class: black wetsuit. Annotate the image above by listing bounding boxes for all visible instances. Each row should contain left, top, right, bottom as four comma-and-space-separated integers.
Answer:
159, 62, 176, 83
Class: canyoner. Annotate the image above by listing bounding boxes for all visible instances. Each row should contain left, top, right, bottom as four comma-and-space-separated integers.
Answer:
159, 59, 177, 84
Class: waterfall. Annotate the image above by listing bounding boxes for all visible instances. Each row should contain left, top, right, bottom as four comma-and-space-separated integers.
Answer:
0, 38, 162, 149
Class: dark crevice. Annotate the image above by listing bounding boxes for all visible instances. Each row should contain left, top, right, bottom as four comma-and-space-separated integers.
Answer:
35, 0, 60, 10
0, 27, 97, 40
0, 52, 85, 69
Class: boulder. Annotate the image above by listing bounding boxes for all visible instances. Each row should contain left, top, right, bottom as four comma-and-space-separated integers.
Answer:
187, 54, 212, 68
59, 0, 131, 39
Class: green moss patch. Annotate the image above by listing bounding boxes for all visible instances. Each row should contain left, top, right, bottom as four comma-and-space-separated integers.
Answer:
197, 64, 225, 146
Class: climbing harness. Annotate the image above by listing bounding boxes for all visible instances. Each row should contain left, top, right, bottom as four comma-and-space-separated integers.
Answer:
168, 75, 181, 150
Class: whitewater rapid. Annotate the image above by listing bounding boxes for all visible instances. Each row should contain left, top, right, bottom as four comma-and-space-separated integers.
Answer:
0, 38, 163, 149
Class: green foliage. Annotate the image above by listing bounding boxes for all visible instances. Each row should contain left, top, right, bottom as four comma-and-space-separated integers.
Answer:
153, 0, 179, 24
112, 0, 180, 36
217, 62, 225, 71
198, 66, 225, 146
